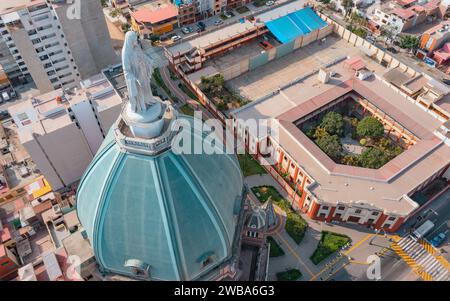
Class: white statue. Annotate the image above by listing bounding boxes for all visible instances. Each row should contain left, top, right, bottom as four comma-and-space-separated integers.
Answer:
121, 31, 166, 139
122, 31, 157, 114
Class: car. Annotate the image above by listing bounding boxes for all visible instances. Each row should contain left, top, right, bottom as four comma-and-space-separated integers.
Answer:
431, 233, 446, 247
0, 110, 10, 120
214, 19, 223, 26
224, 11, 233, 18
198, 21, 206, 29
171, 35, 181, 42
266, 0, 275, 6
387, 47, 398, 54
181, 27, 191, 34
443, 78, 450, 85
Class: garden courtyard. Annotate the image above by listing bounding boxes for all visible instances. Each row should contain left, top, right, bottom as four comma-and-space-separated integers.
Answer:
300, 97, 406, 169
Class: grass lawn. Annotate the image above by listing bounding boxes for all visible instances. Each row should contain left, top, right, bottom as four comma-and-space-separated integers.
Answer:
285, 212, 308, 244
276, 269, 302, 281
236, 6, 250, 14
251, 185, 291, 213
252, 185, 308, 244
267, 236, 284, 257
179, 104, 195, 116
178, 83, 199, 101
237, 153, 267, 177
310, 231, 351, 265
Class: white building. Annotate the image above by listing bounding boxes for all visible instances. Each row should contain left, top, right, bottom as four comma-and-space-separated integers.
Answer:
8, 73, 123, 191
0, 0, 118, 93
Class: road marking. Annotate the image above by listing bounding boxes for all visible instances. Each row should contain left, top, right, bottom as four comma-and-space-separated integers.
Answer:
275, 233, 314, 277
390, 235, 448, 281
343, 233, 374, 256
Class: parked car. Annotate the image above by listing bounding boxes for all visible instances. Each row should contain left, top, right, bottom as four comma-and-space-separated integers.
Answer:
181, 27, 191, 34
0, 110, 10, 120
214, 19, 223, 26
387, 47, 398, 54
224, 11, 233, 18
266, 0, 275, 6
442, 78, 450, 85
431, 233, 446, 247
171, 35, 181, 42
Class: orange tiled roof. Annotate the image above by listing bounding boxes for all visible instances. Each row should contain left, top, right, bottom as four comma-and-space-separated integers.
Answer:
132, 4, 178, 24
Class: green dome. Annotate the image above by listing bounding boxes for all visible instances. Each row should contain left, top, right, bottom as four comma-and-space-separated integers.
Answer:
76, 116, 245, 280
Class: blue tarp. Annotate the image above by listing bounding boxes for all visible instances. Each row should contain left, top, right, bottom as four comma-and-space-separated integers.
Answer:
265, 7, 328, 44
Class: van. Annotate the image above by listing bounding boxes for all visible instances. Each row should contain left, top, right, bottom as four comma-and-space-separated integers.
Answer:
411, 220, 435, 241
1, 91, 10, 102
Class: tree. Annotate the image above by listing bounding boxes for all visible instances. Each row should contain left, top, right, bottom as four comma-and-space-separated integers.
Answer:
342, 154, 359, 166
399, 35, 419, 50
341, 0, 354, 17
320, 112, 344, 136
359, 148, 390, 169
313, 126, 329, 140
357, 117, 384, 139
316, 134, 342, 159
201, 74, 225, 95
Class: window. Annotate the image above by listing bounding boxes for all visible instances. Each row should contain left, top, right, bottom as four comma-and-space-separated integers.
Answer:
388, 216, 396, 221
372, 211, 379, 216
355, 209, 362, 214
367, 219, 375, 225
322, 206, 329, 210
201, 256, 213, 268
338, 206, 345, 210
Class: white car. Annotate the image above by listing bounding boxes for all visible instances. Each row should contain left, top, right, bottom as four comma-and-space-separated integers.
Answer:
266, 0, 275, 6
214, 20, 223, 26
171, 35, 181, 42
224, 11, 233, 18
181, 27, 191, 34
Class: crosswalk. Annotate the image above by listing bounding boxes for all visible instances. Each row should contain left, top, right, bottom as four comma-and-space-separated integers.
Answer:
391, 235, 449, 281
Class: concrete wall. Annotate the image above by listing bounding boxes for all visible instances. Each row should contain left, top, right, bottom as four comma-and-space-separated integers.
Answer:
70, 99, 103, 155
55, 0, 119, 80
9, 28, 53, 93
221, 24, 334, 81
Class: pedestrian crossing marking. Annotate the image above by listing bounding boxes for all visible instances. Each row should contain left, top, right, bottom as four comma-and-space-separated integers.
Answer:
390, 235, 449, 281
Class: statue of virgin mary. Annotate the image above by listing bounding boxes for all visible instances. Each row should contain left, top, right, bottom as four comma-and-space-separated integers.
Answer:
122, 31, 157, 114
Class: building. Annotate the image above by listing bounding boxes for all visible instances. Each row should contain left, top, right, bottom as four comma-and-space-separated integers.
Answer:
0, 64, 16, 102
131, 2, 179, 37
8, 73, 123, 191
231, 58, 450, 232
369, 0, 440, 35
0, 0, 118, 93
420, 21, 450, 53
0, 243, 19, 280
167, 5, 450, 232
76, 31, 248, 281
176, 0, 201, 26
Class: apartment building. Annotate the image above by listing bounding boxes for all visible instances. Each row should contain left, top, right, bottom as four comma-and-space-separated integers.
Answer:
369, 0, 440, 35
8, 73, 123, 191
0, 0, 118, 94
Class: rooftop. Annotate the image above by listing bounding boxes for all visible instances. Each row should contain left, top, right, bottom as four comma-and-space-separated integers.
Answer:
131, 3, 178, 24
231, 35, 449, 216
167, 0, 308, 56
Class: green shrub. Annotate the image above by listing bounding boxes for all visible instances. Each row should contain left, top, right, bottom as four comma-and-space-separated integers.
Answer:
285, 212, 308, 244
310, 231, 350, 265
359, 147, 390, 169
267, 236, 285, 257
276, 269, 302, 281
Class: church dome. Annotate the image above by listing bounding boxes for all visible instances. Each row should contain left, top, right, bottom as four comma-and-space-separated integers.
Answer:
76, 115, 245, 281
